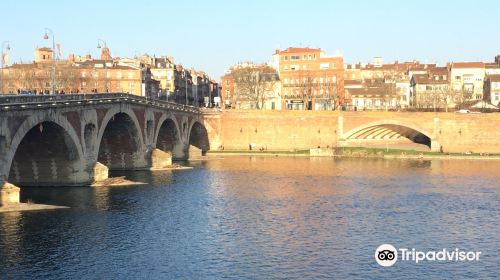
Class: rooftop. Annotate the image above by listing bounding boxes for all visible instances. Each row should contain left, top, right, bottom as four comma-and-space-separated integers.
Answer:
451, 62, 485, 69
486, 74, 500, 82
412, 74, 448, 85
276, 47, 321, 54
36, 47, 52, 52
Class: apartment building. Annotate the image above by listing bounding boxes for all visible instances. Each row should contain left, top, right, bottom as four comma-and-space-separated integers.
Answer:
273, 47, 344, 110
449, 62, 485, 101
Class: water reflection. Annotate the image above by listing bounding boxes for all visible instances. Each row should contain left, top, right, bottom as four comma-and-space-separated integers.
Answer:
0, 157, 499, 279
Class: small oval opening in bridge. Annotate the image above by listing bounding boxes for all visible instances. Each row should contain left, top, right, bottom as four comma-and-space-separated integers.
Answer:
98, 113, 142, 170
156, 119, 178, 153
8, 121, 80, 186
346, 124, 431, 150
189, 122, 209, 156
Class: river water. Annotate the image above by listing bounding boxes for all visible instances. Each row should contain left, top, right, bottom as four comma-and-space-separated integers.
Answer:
1, 157, 499, 279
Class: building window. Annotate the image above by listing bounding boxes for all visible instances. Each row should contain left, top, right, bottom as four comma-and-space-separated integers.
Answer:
81, 72, 86, 78
455, 76, 461, 80
291, 55, 300, 60
320, 63, 329, 70
284, 56, 288, 61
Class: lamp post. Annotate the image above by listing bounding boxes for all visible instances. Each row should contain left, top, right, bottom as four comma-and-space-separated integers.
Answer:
43, 28, 56, 94
1, 41, 10, 94
185, 70, 189, 105
97, 39, 108, 93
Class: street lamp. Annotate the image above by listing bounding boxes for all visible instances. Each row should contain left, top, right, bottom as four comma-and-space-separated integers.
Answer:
97, 39, 108, 93
185, 70, 189, 105
1, 41, 10, 94
43, 28, 56, 94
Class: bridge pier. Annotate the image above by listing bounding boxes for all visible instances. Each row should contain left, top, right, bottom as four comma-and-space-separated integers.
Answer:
150, 148, 173, 169
430, 140, 441, 152
0, 182, 20, 205
172, 140, 188, 160
93, 162, 109, 182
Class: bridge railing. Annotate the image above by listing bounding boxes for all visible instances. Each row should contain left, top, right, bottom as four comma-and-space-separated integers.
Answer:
0, 93, 201, 113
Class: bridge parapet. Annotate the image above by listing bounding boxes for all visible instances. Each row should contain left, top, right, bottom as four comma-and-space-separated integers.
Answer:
0, 93, 201, 114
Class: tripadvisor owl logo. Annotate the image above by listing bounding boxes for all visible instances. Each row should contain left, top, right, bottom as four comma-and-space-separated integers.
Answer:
375, 244, 398, 267
375, 244, 482, 267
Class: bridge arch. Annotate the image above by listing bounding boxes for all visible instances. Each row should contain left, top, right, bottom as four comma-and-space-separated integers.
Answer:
188, 120, 210, 155
6, 113, 84, 186
342, 120, 434, 149
153, 114, 181, 153
96, 108, 146, 170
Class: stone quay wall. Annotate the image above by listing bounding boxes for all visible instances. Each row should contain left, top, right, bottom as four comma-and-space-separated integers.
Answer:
204, 110, 500, 154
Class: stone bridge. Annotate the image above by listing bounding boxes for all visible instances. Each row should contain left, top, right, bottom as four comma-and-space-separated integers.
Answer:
0, 94, 211, 193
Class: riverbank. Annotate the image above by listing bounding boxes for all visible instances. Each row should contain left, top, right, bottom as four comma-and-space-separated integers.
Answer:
150, 163, 194, 171
207, 147, 500, 160
208, 151, 310, 157
0, 203, 68, 213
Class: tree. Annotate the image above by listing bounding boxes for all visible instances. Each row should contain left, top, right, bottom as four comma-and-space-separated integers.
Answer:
231, 64, 279, 109
56, 66, 79, 93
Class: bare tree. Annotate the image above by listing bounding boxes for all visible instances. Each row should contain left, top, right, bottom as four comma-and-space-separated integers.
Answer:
56, 66, 79, 93
450, 87, 467, 110
298, 74, 314, 110
231, 64, 279, 109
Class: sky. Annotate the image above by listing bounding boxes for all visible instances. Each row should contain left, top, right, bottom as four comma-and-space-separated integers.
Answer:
1, 0, 499, 79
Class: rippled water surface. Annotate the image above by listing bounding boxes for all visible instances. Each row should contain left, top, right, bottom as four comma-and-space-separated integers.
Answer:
1, 157, 499, 279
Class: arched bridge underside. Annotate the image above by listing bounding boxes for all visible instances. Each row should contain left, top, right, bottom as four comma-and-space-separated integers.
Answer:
342, 122, 436, 151
0, 94, 210, 187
